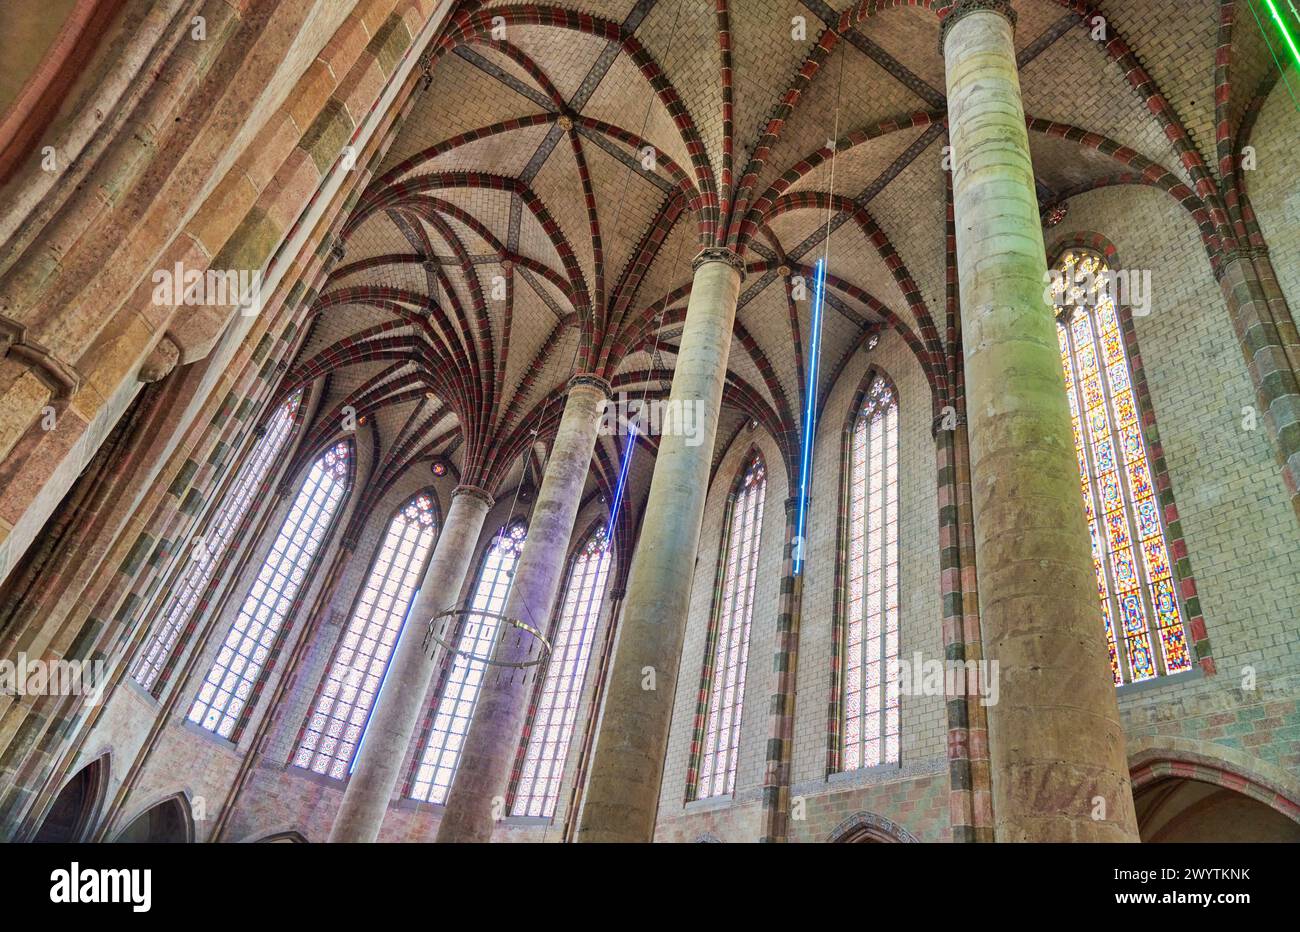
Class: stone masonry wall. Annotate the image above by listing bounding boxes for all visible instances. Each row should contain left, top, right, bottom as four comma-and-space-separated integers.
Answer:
655, 324, 948, 843
1048, 180, 1300, 805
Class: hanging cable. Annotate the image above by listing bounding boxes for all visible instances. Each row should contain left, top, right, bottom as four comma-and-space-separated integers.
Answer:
499, 0, 690, 635
533, 0, 691, 842
598, 0, 689, 544
793, 41, 845, 576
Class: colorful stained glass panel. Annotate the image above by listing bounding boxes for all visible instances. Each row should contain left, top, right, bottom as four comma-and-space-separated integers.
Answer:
1053, 249, 1196, 686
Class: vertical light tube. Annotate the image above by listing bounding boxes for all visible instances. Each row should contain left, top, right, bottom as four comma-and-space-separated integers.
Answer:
794, 258, 828, 576
607, 421, 638, 533
1263, 0, 1300, 70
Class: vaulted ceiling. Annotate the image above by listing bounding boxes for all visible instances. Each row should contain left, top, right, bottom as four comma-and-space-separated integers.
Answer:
281, 0, 1285, 530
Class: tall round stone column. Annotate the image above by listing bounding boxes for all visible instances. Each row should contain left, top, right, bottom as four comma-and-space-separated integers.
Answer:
436, 376, 610, 842
328, 485, 493, 843
942, 0, 1139, 842
575, 248, 744, 843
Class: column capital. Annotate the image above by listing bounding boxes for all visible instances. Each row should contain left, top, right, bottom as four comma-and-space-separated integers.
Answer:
0, 315, 80, 399
693, 246, 747, 278
1214, 244, 1273, 280
452, 484, 495, 508
784, 496, 801, 517
568, 373, 613, 398
138, 336, 180, 383
940, 0, 1017, 50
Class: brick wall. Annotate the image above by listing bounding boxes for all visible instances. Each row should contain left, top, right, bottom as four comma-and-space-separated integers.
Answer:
73, 421, 378, 840
654, 427, 790, 837
1047, 180, 1300, 800
67, 82, 1300, 843
219, 484, 618, 843
655, 326, 947, 843
1249, 75, 1300, 314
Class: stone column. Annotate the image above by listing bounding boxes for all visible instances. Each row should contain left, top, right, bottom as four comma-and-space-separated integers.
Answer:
328, 485, 493, 843
759, 497, 800, 843
1251, 250, 1300, 379
575, 248, 744, 843
1218, 251, 1300, 521
436, 376, 610, 842
934, 415, 977, 842
942, 0, 1139, 842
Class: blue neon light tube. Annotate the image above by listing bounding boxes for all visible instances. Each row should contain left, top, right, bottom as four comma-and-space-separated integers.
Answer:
794, 258, 827, 576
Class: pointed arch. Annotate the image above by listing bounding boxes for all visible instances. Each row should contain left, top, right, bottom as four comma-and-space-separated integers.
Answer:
31, 752, 109, 843
686, 451, 767, 801
112, 792, 194, 843
509, 519, 614, 819
409, 518, 529, 804
827, 810, 918, 843
253, 829, 309, 843
1049, 246, 1200, 685
831, 368, 901, 774
130, 390, 305, 694
294, 489, 441, 779
187, 439, 353, 741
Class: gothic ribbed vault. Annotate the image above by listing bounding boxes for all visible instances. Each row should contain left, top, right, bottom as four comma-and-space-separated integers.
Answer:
292, 0, 1280, 514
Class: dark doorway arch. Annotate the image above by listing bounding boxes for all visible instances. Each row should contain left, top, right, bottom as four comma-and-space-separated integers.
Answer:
32, 754, 108, 843
826, 811, 919, 843
1135, 777, 1300, 843
112, 794, 193, 843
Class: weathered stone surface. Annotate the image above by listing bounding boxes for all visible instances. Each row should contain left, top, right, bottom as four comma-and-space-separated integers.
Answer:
944, 8, 1138, 843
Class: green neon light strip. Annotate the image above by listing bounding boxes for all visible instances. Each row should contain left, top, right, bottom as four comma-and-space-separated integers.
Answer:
1263, 0, 1300, 70
1249, 0, 1300, 113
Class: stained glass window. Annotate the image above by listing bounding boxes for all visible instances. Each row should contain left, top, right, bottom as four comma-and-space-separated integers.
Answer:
131, 392, 301, 693
410, 520, 527, 804
511, 526, 612, 818
1052, 249, 1193, 685
294, 492, 438, 779
188, 440, 352, 739
841, 375, 901, 771
692, 455, 765, 800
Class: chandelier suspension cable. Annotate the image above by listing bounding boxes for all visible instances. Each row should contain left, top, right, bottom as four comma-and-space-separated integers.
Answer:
598, 0, 690, 539
528, 0, 689, 842
1247, 0, 1300, 109
793, 41, 845, 576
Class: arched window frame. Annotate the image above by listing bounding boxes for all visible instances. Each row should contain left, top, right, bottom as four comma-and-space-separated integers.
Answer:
407, 518, 528, 804
508, 519, 614, 820
1049, 242, 1209, 685
187, 438, 354, 742
829, 370, 901, 775
292, 488, 441, 780
685, 451, 766, 802
131, 391, 305, 695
